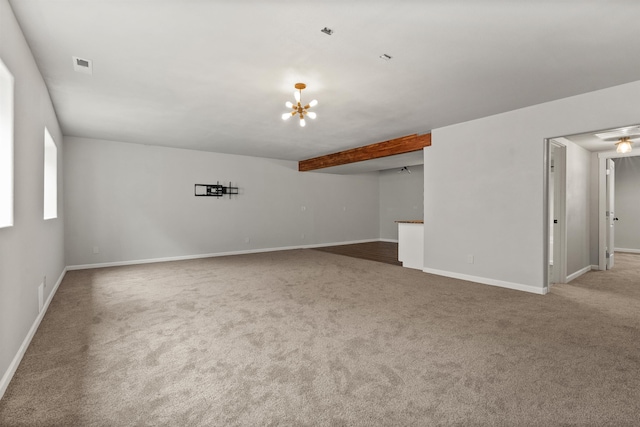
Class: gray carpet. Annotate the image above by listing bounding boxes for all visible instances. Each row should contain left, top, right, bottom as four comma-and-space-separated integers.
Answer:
1, 250, 639, 426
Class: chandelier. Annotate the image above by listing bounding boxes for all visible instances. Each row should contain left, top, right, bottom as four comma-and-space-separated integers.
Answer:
281, 83, 317, 127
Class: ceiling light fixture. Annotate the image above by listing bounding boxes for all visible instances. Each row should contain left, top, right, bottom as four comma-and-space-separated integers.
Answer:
281, 83, 317, 127
616, 137, 633, 153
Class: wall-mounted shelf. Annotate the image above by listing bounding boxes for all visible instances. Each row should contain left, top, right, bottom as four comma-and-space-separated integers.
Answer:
195, 182, 238, 199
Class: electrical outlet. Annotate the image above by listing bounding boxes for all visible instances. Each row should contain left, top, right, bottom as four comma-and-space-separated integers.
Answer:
301, 233, 305, 240
300, 206, 307, 212
244, 237, 251, 243
467, 255, 474, 264
93, 246, 100, 254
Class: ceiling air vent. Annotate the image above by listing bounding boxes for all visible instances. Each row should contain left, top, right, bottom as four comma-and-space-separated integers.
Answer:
72, 56, 93, 75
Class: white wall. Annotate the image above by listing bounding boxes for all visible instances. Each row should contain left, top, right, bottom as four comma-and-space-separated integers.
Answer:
64, 137, 380, 266
614, 155, 640, 252
379, 165, 424, 241
425, 80, 640, 293
564, 139, 591, 275
0, 0, 65, 396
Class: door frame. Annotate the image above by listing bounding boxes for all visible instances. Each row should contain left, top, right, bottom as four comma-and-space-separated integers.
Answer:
597, 150, 640, 269
605, 158, 616, 269
543, 138, 567, 290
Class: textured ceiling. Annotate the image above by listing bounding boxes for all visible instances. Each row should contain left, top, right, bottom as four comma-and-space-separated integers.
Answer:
8, 0, 640, 164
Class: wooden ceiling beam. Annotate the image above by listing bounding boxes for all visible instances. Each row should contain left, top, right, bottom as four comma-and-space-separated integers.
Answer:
298, 133, 431, 172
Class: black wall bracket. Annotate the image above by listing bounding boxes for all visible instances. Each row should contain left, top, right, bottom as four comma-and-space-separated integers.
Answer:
194, 182, 239, 199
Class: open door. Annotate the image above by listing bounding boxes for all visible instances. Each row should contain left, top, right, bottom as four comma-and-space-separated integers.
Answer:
606, 158, 616, 269
548, 140, 566, 286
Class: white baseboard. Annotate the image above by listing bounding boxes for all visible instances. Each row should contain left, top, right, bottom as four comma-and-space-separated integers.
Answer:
0, 267, 67, 400
379, 238, 399, 243
66, 239, 385, 270
566, 265, 593, 283
615, 248, 640, 254
422, 267, 547, 295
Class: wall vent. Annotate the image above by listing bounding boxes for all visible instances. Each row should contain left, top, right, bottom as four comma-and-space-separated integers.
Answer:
72, 56, 93, 75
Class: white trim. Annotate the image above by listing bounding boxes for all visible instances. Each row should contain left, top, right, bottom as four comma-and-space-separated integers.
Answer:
422, 267, 547, 295
379, 238, 399, 243
615, 248, 640, 254
66, 239, 384, 270
566, 265, 593, 283
0, 267, 67, 400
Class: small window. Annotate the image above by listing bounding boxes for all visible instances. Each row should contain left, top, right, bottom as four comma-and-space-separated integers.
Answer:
0, 58, 14, 228
43, 128, 57, 220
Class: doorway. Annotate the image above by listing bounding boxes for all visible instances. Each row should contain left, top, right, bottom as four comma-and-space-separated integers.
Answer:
597, 150, 640, 269
552, 124, 640, 272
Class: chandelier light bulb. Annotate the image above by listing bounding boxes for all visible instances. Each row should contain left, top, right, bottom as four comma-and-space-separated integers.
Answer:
285, 101, 293, 109
307, 111, 317, 119
294, 90, 301, 103
309, 99, 318, 108
282, 113, 292, 121
300, 118, 306, 127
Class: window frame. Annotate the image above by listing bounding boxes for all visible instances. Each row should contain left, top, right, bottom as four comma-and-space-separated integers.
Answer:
0, 58, 14, 228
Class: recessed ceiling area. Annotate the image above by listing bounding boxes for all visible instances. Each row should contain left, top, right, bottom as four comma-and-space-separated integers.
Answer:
563, 125, 640, 153
7, 0, 640, 168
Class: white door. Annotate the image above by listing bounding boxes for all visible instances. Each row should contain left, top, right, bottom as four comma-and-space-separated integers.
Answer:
549, 158, 555, 283
606, 158, 616, 269
548, 141, 566, 285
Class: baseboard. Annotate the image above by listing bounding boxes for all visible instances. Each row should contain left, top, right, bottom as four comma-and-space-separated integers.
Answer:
566, 265, 592, 283
379, 238, 399, 243
66, 239, 384, 270
422, 267, 547, 295
615, 248, 640, 254
0, 267, 67, 400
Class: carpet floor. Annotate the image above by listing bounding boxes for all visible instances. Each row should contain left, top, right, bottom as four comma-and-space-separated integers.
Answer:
1, 250, 639, 426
